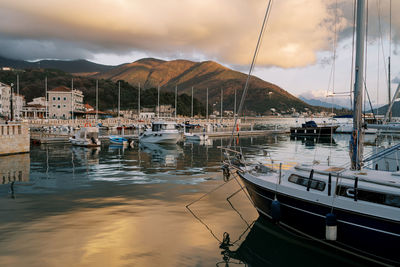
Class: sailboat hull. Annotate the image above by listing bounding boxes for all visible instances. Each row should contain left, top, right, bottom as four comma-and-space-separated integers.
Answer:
239, 172, 400, 265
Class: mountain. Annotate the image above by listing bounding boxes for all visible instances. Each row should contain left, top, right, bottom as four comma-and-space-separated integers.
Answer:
0, 56, 114, 73
0, 68, 206, 116
0, 56, 346, 115
371, 101, 400, 117
94, 58, 317, 115
298, 96, 347, 110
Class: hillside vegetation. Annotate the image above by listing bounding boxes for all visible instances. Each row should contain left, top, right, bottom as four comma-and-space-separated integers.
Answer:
0, 68, 205, 116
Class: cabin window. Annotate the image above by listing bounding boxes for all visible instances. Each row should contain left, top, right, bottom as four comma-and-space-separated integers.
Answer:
288, 174, 326, 191
336, 186, 400, 208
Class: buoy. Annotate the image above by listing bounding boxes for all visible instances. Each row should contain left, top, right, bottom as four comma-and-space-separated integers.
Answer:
325, 213, 337, 241
271, 199, 281, 222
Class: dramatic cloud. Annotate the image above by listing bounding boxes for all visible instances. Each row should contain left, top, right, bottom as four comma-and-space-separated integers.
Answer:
0, 0, 398, 67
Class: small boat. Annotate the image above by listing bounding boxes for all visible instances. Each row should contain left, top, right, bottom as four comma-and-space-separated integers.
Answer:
139, 121, 182, 144
184, 132, 209, 141
109, 135, 128, 145
69, 126, 101, 147
290, 120, 338, 137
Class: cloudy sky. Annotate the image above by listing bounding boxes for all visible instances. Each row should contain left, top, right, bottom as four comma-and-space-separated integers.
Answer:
0, 0, 398, 106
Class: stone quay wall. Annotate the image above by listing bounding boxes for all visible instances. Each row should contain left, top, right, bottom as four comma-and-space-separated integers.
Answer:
0, 122, 30, 156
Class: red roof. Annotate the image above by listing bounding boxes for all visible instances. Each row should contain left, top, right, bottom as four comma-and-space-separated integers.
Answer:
84, 103, 94, 110
49, 86, 71, 92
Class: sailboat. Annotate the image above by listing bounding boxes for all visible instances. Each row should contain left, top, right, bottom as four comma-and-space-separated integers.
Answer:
226, 1, 399, 265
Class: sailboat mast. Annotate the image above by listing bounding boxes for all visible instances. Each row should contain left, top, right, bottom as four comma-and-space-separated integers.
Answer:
118, 81, 121, 121
45, 76, 48, 120
157, 85, 160, 118
191, 86, 193, 119
234, 88, 237, 117
388, 0, 392, 121
351, 0, 366, 170
138, 83, 141, 118
220, 88, 223, 122
175, 85, 177, 119
206, 88, 208, 121
96, 80, 98, 122
71, 78, 74, 120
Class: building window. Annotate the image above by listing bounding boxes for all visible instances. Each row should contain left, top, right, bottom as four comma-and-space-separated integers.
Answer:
58, 105, 60, 109
53, 97, 56, 101
63, 105, 66, 107
53, 105, 56, 107
64, 97, 67, 101
57, 97, 60, 101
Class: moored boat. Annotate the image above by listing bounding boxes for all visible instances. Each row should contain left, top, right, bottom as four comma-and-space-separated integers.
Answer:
109, 135, 128, 145
139, 121, 181, 144
69, 126, 101, 147
290, 121, 338, 137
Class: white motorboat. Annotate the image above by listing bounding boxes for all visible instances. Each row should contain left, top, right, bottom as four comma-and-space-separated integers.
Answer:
69, 126, 101, 147
139, 121, 182, 144
184, 132, 208, 141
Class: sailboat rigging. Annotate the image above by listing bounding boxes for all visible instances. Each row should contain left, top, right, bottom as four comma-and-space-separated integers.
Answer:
224, 0, 400, 265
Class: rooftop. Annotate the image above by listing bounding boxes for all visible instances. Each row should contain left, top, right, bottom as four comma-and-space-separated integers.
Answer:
49, 86, 71, 92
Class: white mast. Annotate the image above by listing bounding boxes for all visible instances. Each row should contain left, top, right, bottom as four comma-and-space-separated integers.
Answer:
45, 76, 48, 120
175, 85, 177, 119
71, 78, 74, 120
351, 0, 366, 170
96, 80, 98, 122
220, 88, 223, 122
206, 88, 208, 121
234, 88, 237, 117
191, 86, 193, 119
118, 81, 121, 122
158, 84, 160, 118
138, 82, 141, 118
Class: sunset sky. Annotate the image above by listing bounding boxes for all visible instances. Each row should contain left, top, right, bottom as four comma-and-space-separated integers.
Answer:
0, 0, 398, 107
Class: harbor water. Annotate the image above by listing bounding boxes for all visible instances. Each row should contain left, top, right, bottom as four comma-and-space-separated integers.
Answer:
0, 132, 393, 266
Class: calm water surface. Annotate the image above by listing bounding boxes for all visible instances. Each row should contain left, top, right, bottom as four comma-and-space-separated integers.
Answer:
0, 133, 390, 266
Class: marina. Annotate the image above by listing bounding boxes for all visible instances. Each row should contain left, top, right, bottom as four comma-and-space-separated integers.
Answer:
0, 133, 389, 266
1, 0, 399, 266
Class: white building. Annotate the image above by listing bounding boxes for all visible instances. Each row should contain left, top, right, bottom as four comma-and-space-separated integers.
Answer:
28, 97, 46, 106
0, 82, 11, 118
155, 105, 175, 118
139, 112, 155, 119
48, 86, 84, 119
12, 93, 25, 120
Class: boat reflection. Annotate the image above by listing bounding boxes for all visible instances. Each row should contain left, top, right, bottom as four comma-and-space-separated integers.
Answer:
218, 217, 369, 267
139, 143, 183, 166
184, 138, 213, 146
71, 146, 100, 165
290, 135, 336, 147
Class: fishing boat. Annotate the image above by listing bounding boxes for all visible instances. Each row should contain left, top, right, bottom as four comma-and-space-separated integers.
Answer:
139, 121, 181, 144
109, 135, 128, 145
225, 1, 400, 265
69, 126, 101, 147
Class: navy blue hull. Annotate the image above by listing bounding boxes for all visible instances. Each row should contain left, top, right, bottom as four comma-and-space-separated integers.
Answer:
239, 173, 400, 265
